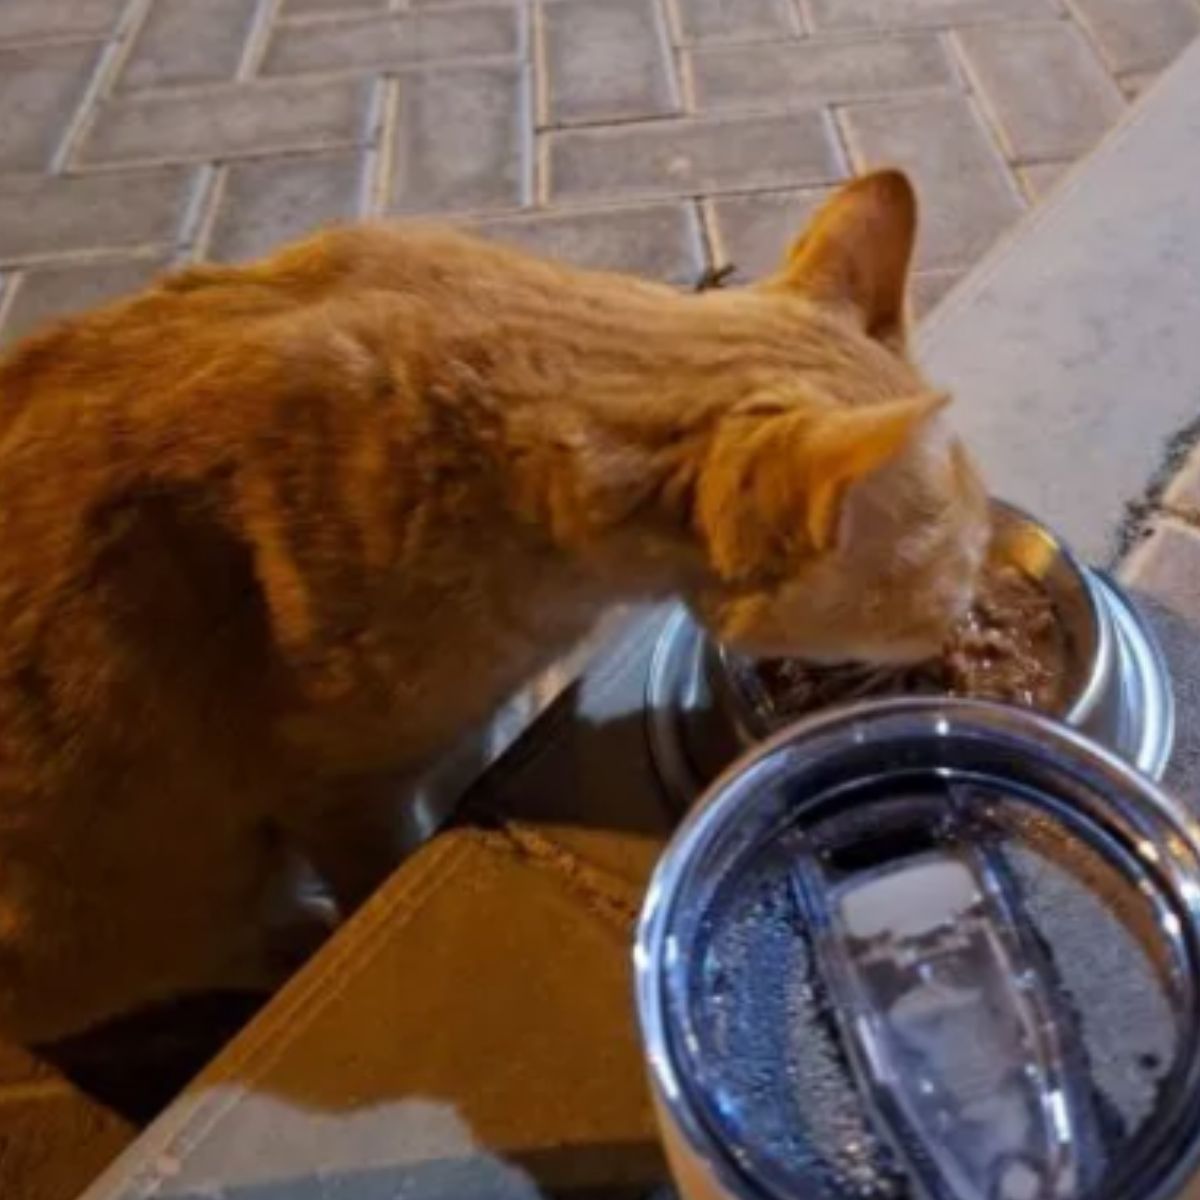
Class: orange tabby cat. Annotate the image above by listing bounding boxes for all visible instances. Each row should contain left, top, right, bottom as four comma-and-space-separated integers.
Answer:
0, 170, 988, 1042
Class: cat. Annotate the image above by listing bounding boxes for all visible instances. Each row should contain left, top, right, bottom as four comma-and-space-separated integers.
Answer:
0, 169, 988, 1043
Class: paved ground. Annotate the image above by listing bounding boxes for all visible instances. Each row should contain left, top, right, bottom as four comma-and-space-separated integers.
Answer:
2, 0, 1198, 349
1, 0, 1199, 1197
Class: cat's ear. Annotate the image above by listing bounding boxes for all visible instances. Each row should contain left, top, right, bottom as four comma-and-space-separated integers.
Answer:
771, 170, 917, 349
802, 391, 948, 550
694, 392, 947, 578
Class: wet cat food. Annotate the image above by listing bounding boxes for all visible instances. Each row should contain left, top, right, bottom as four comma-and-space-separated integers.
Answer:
753, 564, 1069, 717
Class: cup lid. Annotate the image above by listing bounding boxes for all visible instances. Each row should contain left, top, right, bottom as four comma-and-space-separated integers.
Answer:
635, 699, 1200, 1200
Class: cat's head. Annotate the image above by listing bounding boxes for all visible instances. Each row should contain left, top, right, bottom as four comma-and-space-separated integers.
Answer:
683, 170, 990, 665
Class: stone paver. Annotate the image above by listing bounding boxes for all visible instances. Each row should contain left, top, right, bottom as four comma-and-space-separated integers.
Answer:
0, 168, 198, 263
280, 0, 386, 14
475, 204, 705, 285
910, 268, 964, 316
677, 0, 801, 42
802, 0, 1059, 31
0, 43, 104, 173
0, 257, 167, 347
708, 187, 831, 280
542, 0, 679, 125
261, 7, 524, 78
1018, 159, 1071, 200
1068, 0, 1200, 74
207, 153, 368, 263
0, 0, 1198, 1197
839, 94, 1025, 269
118, 0, 258, 93
388, 63, 532, 215
955, 22, 1125, 161
548, 112, 843, 203
78, 78, 376, 167
690, 33, 956, 111
1166, 444, 1200, 512
0, 0, 126, 45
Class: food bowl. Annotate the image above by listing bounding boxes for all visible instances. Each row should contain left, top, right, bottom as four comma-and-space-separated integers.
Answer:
646, 500, 1175, 809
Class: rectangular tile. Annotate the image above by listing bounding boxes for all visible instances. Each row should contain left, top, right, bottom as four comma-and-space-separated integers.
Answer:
709, 188, 831, 281
548, 112, 843, 203
262, 6, 523, 76
208, 153, 367, 262
1069, 0, 1199, 75
956, 22, 1124, 161
803, 0, 1057, 30
0, 0, 124, 45
676, 0, 800, 43
77, 78, 373, 166
839, 94, 1023, 268
542, 0, 679, 125
117, 0, 258, 92
0, 42, 102, 172
691, 33, 955, 111
281, 0, 387, 12
388, 63, 531, 215
0, 169, 196, 262
2, 256, 167, 347
475, 203, 705, 285
1018, 160, 1070, 202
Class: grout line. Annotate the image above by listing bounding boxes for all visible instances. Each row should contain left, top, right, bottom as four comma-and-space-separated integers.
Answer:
0, 271, 22, 334
61, 134, 367, 174
1058, 0, 1126, 81
674, 44, 697, 113
173, 164, 223, 263
0, 32, 119, 51
943, 27, 1018, 160
111, 50, 524, 97
517, 61, 537, 208
537, 108, 696, 133
362, 76, 400, 216
534, 129, 552, 206
48, 0, 155, 173
0, 245, 174, 272
237, 0, 283, 80
940, 32, 1031, 209
696, 196, 724, 270
659, 0, 685, 47
652, 0, 687, 114
824, 104, 857, 176
178, 164, 227, 263
530, 0, 550, 127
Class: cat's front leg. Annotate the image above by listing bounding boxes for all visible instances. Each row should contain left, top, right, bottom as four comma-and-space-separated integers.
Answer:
282, 771, 422, 917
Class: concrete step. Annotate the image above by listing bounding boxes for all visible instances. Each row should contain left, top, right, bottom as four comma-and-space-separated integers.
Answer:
919, 35, 1200, 567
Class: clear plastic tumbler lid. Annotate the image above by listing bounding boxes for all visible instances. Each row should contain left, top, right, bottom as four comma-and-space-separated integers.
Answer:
636, 700, 1200, 1200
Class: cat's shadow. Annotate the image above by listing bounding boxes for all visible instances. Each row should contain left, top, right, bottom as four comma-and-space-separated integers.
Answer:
39, 694, 683, 1199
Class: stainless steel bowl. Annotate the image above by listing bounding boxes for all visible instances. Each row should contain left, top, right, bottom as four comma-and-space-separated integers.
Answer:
646, 501, 1175, 809
635, 699, 1200, 1200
